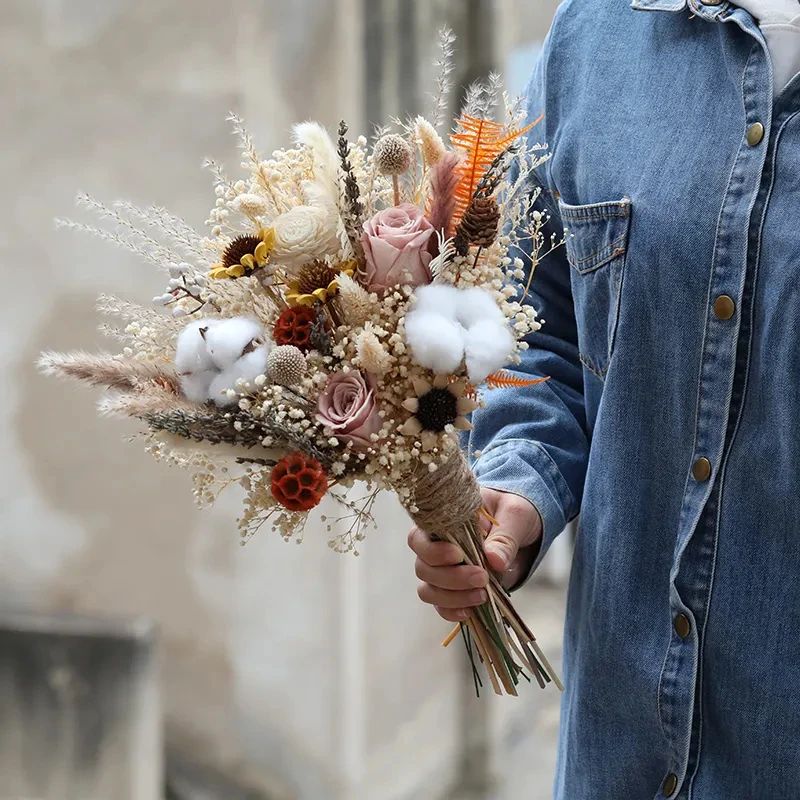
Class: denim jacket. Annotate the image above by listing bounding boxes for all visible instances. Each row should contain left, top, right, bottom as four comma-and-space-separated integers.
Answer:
468, 1, 800, 797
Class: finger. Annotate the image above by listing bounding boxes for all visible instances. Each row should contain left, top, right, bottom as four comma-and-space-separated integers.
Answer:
435, 606, 472, 623
407, 527, 464, 566
417, 583, 488, 609
415, 559, 488, 591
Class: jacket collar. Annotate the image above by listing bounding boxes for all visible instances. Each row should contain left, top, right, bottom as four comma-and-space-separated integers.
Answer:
631, 0, 687, 9
631, 0, 730, 19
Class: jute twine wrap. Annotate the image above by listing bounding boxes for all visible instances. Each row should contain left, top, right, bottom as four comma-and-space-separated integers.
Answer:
405, 452, 483, 543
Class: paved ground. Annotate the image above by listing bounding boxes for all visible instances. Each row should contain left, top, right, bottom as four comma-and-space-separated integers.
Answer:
497, 579, 566, 800
449, 577, 567, 800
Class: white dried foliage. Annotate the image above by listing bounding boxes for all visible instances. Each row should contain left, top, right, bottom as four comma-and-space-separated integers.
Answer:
336, 271, 373, 328
355, 325, 393, 376
293, 121, 342, 207
415, 116, 447, 168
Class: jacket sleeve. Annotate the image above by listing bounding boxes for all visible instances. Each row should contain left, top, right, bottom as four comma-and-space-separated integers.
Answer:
467, 30, 589, 576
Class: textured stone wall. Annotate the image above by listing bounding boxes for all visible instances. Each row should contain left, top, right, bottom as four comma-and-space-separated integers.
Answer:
0, 2, 563, 798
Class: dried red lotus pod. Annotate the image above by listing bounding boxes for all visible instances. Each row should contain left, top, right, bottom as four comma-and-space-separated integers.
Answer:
273, 306, 318, 352
270, 451, 328, 512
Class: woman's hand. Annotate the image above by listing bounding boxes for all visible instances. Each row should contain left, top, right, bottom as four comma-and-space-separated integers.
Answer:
407, 487, 543, 623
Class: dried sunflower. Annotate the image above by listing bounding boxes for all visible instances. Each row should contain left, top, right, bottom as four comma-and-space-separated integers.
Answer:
210, 227, 275, 279
284, 260, 356, 307
399, 375, 479, 451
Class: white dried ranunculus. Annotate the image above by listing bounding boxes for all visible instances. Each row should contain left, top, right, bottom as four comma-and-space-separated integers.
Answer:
271, 205, 339, 271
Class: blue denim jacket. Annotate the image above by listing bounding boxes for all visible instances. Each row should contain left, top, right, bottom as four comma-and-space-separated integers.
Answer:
468, 1, 800, 797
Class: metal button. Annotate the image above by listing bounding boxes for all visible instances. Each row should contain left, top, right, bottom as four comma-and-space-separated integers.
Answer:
692, 457, 712, 482
704, 0, 723, 5
663, 774, 679, 797
674, 614, 691, 639
714, 295, 735, 320
747, 122, 765, 147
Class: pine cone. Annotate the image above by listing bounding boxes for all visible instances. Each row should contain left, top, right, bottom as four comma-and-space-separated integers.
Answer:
457, 197, 501, 249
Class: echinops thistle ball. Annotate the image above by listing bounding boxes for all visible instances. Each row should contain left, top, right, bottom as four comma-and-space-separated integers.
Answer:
267, 345, 307, 386
373, 134, 413, 176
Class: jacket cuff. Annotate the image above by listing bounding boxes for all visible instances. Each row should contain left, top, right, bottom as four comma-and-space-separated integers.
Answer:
472, 439, 575, 586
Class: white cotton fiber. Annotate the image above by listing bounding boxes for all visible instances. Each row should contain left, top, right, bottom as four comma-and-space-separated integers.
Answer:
463, 320, 515, 383
175, 319, 218, 373
455, 288, 505, 329
404, 310, 465, 375
412, 284, 461, 319
204, 317, 265, 370
179, 369, 217, 404
207, 346, 269, 407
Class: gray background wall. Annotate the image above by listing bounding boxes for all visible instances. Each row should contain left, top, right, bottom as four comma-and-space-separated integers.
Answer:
0, 1, 564, 798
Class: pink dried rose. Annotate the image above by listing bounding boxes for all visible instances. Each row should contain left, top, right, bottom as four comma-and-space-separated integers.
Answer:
361, 203, 435, 294
316, 371, 382, 449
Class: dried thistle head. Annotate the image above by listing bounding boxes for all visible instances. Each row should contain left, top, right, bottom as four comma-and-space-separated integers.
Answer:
267, 345, 307, 386
373, 134, 413, 176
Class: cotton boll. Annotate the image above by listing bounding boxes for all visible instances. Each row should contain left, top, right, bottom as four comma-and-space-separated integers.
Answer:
207, 346, 269, 407
405, 310, 465, 375
175, 319, 218, 373
456, 287, 506, 328
204, 317, 265, 371
412, 284, 461, 320
179, 369, 216, 404
464, 320, 515, 383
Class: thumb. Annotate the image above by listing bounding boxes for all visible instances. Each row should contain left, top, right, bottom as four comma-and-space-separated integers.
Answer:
484, 527, 521, 574
480, 494, 542, 582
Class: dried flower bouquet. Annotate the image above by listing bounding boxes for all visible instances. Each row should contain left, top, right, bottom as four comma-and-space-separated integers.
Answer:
39, 30, 563, 697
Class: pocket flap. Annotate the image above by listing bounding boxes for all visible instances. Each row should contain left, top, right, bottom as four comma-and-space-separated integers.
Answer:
559, 198, 632, 275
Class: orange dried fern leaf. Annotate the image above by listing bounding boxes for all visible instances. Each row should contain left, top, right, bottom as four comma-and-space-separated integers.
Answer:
449, 114, 543, 232
485, 371, 550, 390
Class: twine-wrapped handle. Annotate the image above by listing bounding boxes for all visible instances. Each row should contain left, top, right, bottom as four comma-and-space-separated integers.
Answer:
405, 451, 483, 545
403, 451, 563, 697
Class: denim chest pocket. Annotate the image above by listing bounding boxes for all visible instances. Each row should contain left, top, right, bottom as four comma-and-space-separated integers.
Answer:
559, 197, 632, 379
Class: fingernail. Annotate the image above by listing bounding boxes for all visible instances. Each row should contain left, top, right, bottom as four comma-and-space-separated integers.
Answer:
469, 571, 488, 589
456, 609, 470, 620
469, 590, 488, 605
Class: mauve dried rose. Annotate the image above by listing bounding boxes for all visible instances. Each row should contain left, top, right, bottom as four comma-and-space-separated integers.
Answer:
361, 203, 435, 294
316, 371, 382, 449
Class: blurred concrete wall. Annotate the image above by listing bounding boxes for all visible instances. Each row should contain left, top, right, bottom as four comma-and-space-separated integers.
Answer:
0, 2, 562, 798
